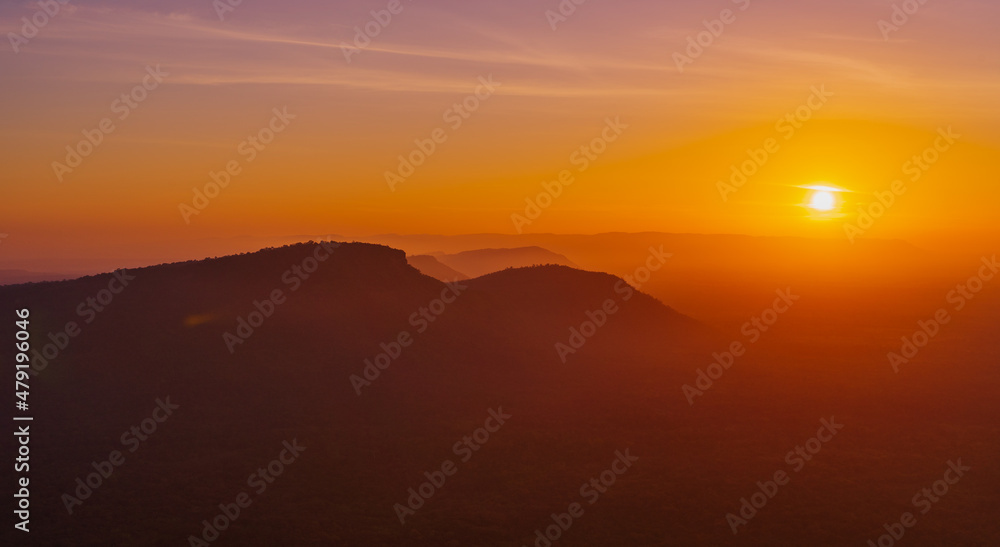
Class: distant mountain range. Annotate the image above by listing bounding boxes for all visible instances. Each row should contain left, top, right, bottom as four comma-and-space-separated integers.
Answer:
406, 254, 470, 281
408, 246, 577, 281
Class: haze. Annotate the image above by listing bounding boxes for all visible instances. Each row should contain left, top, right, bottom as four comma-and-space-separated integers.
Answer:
2, 0, 1000, 273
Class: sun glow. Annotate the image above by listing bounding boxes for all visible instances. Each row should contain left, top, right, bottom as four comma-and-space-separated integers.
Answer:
809, 190, 837, 211
800, 184, 848, 218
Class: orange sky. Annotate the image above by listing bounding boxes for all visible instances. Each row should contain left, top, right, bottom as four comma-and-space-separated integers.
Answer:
2, 0, 999, 271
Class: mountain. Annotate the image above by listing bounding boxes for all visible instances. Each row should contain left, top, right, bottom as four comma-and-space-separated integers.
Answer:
406, 254, 469, 282
354, 232, 957, 332
429, 246, 578, 279
0, 241, 713, 546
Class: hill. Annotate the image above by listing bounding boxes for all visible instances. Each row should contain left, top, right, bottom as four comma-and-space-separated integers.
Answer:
0, 241, 715, 546
430, 246, 578, 279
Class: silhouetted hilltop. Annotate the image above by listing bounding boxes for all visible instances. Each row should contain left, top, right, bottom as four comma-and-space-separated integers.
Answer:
467, 264, 695, 333
430, 246, 578, 278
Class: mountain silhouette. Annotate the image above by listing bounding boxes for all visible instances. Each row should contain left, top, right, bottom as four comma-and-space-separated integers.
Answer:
427, 246, 578, 279
0, 241, 718, 546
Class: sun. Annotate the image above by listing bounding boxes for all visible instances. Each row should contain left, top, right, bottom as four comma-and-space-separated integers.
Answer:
808, 190, 837, 211
800, 184, 847, 218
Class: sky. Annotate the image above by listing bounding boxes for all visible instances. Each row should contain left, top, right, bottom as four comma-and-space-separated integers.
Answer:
2, 0, 999, 271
